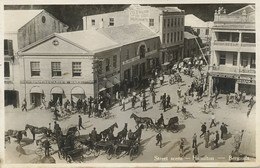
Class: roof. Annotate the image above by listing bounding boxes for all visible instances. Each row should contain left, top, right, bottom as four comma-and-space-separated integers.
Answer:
184, 32, 197, 39
156, 7, 183, 13
228, 5, 255, 16
98, 24, 159, 45
4, 10, 43, 33
58, 29, 120, 52
185, 14, 208, 28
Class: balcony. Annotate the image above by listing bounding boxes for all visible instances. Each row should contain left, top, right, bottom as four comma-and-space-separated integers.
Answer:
210, 65, 255, 75
211, 65, 238, 73
241, 42, 256, 47
214, 41, 239, 46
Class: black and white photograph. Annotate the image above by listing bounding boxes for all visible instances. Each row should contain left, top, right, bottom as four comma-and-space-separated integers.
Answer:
1, 1, 258, 167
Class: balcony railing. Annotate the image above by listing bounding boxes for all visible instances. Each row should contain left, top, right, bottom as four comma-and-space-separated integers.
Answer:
211, 65, 255, 74
241, 43, 256, 47
214, 41, 239, 46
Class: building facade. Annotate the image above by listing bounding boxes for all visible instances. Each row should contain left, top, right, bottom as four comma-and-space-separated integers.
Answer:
208, 5, 255, 95
83, 4, 185, 72
18, 23, 159, 109
4, 10, 68, 107
183, 32, 200, 59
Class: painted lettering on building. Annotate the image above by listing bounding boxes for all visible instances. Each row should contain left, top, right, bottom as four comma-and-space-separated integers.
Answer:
20, 80, 94, 84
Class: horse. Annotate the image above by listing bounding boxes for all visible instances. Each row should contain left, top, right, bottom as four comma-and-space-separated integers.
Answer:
100, 122, 118, 140
130, 113, 154, 129
25, 124, 48, 140
132, 124, 144, 142
5, 129, 27, 138
117, 127, 128, 142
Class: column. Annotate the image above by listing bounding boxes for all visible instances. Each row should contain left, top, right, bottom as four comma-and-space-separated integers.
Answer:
235, 81, 239, 93
237, 52, 241, 72
238, 32, 242, 44
208, 76, 213, 96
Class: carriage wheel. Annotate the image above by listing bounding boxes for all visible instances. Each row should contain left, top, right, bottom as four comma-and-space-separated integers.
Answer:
58, 151, 62, 159
129, 148, 135, 161
114, 146, 121, 159
94, 146, 100, 157
67, 155, 73, 163
85, 146, 92, 155
106, 147, 114, 160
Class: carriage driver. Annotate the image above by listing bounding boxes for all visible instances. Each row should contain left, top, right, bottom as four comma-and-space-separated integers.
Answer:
128, 129, 134, 141
91, 127, 97, 142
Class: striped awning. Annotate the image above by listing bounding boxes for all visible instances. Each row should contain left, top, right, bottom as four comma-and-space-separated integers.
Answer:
51, 87, 63, 94
71, 87, 85, 94
30, 86, 43, 94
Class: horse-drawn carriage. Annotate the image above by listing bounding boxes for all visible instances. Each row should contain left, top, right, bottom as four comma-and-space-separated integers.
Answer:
57, 126, 85, 163
154, 116, 180, 133
114, 139, 140, 161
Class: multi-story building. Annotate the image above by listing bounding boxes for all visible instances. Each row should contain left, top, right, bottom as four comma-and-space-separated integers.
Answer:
183, 31, 200, 59
208, 5, 255, 95
4, 9, 68, 107
83, 4, 185, 71
18, 24, 159, 108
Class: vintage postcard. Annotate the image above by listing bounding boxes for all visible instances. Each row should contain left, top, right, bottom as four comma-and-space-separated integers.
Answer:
1, 0, 259, 167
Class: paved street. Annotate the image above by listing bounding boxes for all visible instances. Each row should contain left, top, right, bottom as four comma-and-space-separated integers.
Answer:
5, 69, 255, 163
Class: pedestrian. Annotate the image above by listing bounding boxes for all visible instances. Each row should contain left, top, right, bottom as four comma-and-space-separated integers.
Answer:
226, 93, 230, 105
220, 122, 225, 139
21, 98, 27, 112
17, 131, 22, 145
166, 95, 171, 108
204, 130, 210, 148
214, 131, 219, 148
215, 90, 219, 103
83, 99, 88, 115
156, 132, 162, 148
40, 97, 46, 110
143, 97, 147, 111
192, 133, 197, 148
128, 129, 134, 140
203, 101, 208, 112
54, 106, 60, 120
179, 138, 185, 157
119, 92, 122, 106
152, 91, 156, 104
159, 75, 163, 86
193, 145, 199, 162
162, 97, 166, 112
47, 123, 52, 137
43, 138, 51, 157
177, 101, 181, 113
209, 113, 216, 128
200, 122, 207, 138
78, 115, 84, 130
177, 87, 182, 98
208, 95, 214, 109
121, 97, 126, 111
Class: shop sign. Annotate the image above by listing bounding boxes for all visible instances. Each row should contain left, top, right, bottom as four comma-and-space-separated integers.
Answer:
237, 79, 255, 85
21, 80, 94, 84
122, 56, 140, 65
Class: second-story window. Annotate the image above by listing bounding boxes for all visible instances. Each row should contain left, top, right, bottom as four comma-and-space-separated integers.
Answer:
219, 54, 226, 65
105, 58, 110, 72
72, 62, 81, 77
171, 18, 173, 27
31, 62, 40, 77
163, 19, 166, 28
206, 28, 209, 35
113, 55, 117, 68
109, 18, 114, 26
51, 62, 61, 77
4, 39, 13, 56
233, 54, 237, 66
181, 31, 183, 40
171, 33, 173, 43
178, 18, 180, 26
181, 18, 184, 25
174, 32, 177, 42
4, 62, 10, 77
177, 32, 180, 41
175, 18, 177, 26
139, 45, 146, 59
163, 34, 166, 44
167, 33, 169, 43
149, 18, 154, 27
91, 19, 95, 26
167, 19, 170, 27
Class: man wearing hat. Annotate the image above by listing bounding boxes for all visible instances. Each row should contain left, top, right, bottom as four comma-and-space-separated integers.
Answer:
200, 122, 207, 138
156, 131, 162, 148
78, 115, 85, 130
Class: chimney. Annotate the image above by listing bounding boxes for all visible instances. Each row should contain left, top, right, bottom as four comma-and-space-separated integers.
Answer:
82, 16, 87, 30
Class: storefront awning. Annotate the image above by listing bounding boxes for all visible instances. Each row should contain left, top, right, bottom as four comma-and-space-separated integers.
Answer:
113, 77, 120, 85
30, 86, 43, 94
99, 84, 106, 92
106, 80, 114, 88
51, 87, 63, 94
71, 87, 85, 94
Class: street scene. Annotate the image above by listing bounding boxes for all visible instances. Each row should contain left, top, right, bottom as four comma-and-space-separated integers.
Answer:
4, 4, 256, 164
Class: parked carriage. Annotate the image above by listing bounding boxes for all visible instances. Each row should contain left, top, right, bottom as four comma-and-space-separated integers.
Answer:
93, 140, 115, 160
154, 116, 180, 133
114, 140, 140, 161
